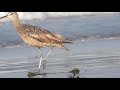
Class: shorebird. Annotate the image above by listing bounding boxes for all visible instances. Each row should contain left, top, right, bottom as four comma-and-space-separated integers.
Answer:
0, 12, 72, 73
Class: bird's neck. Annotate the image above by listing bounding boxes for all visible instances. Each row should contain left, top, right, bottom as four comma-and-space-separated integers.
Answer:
11, 16, 21, 29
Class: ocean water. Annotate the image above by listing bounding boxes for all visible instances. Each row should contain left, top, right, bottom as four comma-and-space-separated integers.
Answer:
0, 12, 120, 78
0, 12, 117, 20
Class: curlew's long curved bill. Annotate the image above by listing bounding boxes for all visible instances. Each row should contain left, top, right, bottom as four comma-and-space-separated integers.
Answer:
0, 13, 9, 19
0, 15, 8, 19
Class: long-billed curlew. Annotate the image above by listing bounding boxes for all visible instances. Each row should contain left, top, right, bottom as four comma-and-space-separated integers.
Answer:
0, 12, 72, 74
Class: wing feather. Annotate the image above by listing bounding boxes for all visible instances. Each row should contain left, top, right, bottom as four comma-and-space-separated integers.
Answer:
23, 24, 65, 43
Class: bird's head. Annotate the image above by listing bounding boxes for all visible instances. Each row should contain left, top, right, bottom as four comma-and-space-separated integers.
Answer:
0, 12, 18, 20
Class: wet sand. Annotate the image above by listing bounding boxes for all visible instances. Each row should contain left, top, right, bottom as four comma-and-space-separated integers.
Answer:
0, 38, 120, 78
1, 14, 120, 78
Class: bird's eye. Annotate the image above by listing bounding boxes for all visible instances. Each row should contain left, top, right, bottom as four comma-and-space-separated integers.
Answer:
7, 12, 12, 16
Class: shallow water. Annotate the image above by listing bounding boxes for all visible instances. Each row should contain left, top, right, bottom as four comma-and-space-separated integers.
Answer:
0, 38, 120, 78
0, 14, 120, 78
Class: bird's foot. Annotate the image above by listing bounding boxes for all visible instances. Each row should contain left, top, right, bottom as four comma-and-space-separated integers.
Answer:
27, 69, 44, 78
27, 71, 39, 78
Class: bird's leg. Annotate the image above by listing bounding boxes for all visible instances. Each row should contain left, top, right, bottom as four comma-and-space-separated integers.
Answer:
42, 47, 54, 69
38, 49, 43, 73
43, 47, 54, 61
38, 47, 54, 73
38, 56, 43, 72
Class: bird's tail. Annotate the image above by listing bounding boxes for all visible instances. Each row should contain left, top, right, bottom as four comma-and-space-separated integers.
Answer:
55, 38, 73, 51
62, 39, 73, 51
63, 39, 73, 44
63, 41, 73, 44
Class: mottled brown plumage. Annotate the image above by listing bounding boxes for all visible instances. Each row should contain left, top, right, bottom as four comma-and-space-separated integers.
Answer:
0, 12, 72, 73
0, 12, 71, 50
